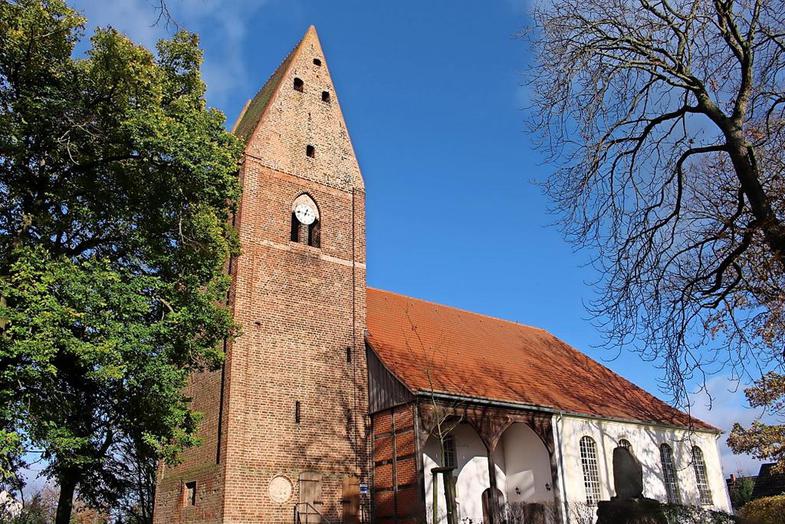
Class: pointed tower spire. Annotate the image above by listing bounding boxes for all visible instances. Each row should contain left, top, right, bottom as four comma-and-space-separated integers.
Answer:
233, 26, 363, 191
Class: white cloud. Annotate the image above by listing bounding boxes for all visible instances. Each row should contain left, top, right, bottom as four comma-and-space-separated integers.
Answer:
70, 0, 275, 107
689, 376, 772, 476
70, 0, 165, 49
172, 0, 272, 106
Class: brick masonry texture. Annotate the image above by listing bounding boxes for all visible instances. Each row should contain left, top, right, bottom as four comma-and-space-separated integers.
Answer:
371, 405, 423, 522
153, 26, 370, 524
243, 26, 363, 193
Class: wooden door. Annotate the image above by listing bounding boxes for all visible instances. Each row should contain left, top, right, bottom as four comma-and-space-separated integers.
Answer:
341, 476, 360, 524
298, 471, 322, 524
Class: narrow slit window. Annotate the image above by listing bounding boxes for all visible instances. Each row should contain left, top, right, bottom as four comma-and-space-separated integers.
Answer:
692, 446, 713, 505
580, 436, 601, 505
660, 443, 681, 504
184, 481, 196, 506
322, 91, 331, 103
346, 347, 352, 363
306, 145, 315, 158
293, 77, 304, 92
313, 58, 322, 66
295, 400, 301, 424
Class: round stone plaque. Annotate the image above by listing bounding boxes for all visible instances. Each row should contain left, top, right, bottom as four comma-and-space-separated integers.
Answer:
268, 475, 293, 504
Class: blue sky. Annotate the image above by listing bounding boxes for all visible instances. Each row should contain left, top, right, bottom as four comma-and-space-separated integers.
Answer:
62, 0, 767, 476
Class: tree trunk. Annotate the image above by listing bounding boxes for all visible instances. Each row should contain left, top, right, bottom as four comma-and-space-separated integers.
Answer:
432, 470, 439, 524
725, 135, 785, 267
55, 474, 77, 524
486, 447, 499, 524
443, 474, 457, 524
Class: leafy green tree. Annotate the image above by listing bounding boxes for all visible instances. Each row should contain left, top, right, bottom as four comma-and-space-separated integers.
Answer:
728, 473, 755, 510
0, 1, 242, 522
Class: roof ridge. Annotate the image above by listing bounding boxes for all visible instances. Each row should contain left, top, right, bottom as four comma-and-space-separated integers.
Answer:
232, 27, 310, 142
367, 287, 549, 334
367, 287, 718, 432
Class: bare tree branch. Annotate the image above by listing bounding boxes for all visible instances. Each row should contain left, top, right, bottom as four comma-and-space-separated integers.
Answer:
527, 0, 785, 409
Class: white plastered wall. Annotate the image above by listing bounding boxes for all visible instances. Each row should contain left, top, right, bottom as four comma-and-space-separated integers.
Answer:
423, 422, 554, 523
502, 423, 554, 505
556, 415, 732, 515
423, 423, 496, 523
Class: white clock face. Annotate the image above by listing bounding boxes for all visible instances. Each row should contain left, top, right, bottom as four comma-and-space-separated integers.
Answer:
294, 203, 316, 225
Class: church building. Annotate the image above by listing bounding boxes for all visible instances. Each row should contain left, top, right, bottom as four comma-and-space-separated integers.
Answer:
152, 27, 732, 523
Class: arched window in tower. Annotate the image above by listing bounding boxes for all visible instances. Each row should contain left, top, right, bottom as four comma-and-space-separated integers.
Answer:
293, 77, 304, 92
290, 194, 320, 248
660, 443, 681, 504
692, 446, 713, 505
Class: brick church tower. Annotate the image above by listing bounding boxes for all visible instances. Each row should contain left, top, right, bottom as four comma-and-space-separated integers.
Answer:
153, 26, 370, 523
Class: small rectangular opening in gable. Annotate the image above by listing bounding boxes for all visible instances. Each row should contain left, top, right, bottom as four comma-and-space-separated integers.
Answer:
322, 91, 331, 103
306, 145, 315, 158
293, 77, 304, 92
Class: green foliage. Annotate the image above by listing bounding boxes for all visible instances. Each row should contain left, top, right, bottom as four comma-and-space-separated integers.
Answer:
0, 430, 22, 483
740, 495, 785, 524
0, 0, 242, 520
729, 476, 756, 510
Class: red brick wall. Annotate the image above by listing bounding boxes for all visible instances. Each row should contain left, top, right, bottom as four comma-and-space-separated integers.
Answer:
153, 368, 226, 523
372, 404, 424, 523
220, 161, 369, 523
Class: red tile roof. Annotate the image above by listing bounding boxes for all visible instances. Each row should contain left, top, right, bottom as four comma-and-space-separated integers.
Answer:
366, 288, 716, 431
